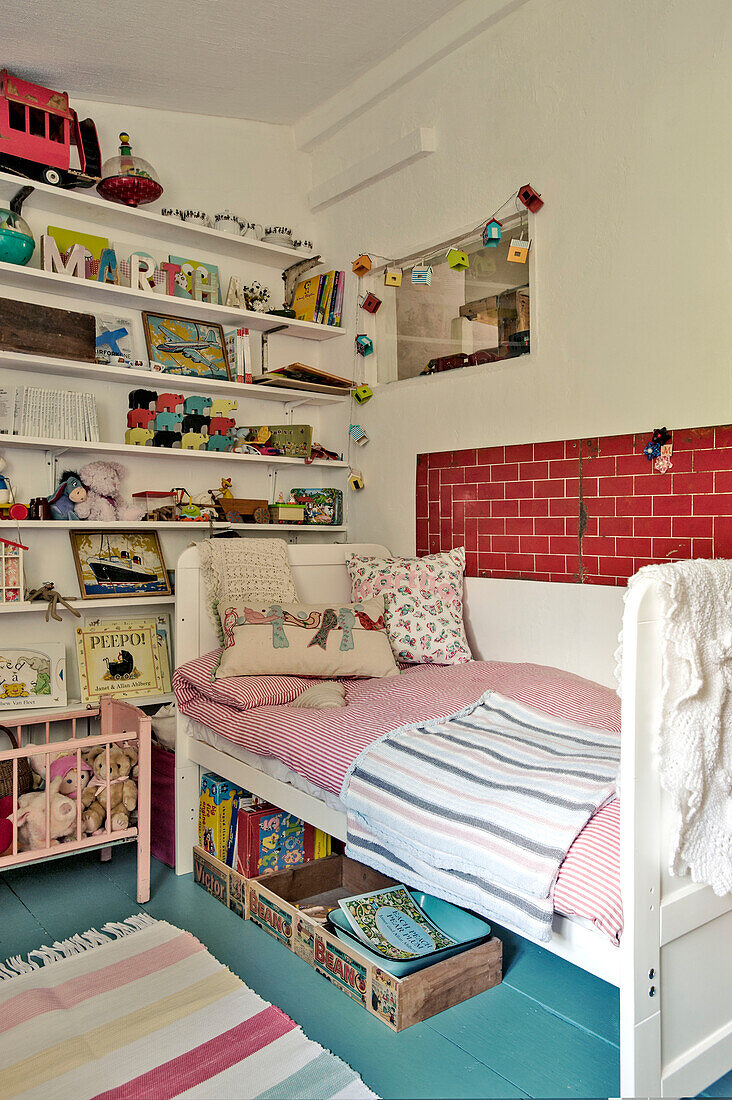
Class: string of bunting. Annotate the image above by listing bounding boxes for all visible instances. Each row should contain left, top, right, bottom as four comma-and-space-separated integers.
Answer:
351, 184, 543, 285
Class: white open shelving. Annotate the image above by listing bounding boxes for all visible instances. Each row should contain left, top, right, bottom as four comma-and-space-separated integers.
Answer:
0, 693, 174, 725
0, 350, 350, 406
3, 519, 347, 533
0, 594, 176, 615
0, 168, 314, 269
1, 434, 349, 468
0, 261, 346, 340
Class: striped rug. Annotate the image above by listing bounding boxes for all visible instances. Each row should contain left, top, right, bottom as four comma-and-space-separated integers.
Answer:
0, 914, 376, 1100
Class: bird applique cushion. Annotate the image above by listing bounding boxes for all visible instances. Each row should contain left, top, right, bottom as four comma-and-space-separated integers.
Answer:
214, 596, 399, 680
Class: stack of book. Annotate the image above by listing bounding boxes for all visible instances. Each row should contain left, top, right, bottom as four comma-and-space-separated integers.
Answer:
0, 386, 99, 441
292, 270, 346, 326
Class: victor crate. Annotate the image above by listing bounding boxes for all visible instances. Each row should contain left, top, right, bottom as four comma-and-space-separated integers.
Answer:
193, 845, 247, 920
247, 855, 503, 1031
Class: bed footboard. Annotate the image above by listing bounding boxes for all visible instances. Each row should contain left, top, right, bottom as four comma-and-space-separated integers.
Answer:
619, 579, 732, 1097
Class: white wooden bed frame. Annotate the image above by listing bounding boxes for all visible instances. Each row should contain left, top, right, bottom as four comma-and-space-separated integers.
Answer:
174, 543, 732, 1098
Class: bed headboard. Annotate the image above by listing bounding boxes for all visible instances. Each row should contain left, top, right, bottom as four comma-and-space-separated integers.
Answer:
175, 543, 624, 686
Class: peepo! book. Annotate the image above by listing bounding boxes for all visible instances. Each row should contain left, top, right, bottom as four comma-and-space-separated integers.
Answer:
75, 618, 165, 703
339, 885, 457, 960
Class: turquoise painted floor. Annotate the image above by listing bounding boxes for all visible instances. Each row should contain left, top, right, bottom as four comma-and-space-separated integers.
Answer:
1, 848, 730, 1100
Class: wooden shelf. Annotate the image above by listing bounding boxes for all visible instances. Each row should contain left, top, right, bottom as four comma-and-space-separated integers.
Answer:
0, 595, 175, 615
0, 693, 174, 724
0, 261, 347, 341
0, 435, 349, 468
0, 169, 315, 269
3, 519, 347, 533
0, 351, 350, 407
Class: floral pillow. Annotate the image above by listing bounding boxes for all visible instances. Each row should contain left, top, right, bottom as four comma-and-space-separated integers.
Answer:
346, 548, 472, 665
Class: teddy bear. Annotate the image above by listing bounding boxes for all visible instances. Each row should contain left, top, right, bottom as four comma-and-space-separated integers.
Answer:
12, 777, 78, 849
82, 744, 138, 833
72, 462, 145, 522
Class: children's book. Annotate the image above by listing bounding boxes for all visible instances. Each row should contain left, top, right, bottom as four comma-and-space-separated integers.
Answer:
338, 885, 457, 960
316, 270, 336, 323
292, 275, 323, 322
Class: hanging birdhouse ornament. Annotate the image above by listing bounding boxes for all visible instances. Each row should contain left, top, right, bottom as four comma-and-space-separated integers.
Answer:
352, 254, 372, 277
482, 219, 502, 248
507, 238, 531, 264
447, 248, 469, 271
349, 424, 369, 446
384, 268, 402, 287
360, 292, 382, 313
518, 184, 544, 212
355, 335, 374, 357
353, 384, 373, 404
411, 264, 433, 285
349, 468, 365, 491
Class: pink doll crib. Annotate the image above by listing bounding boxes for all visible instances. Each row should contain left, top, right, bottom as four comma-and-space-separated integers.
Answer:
0, 698, 151, 903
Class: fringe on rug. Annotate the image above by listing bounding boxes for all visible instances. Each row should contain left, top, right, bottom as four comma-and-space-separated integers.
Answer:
0, 913, 157, 981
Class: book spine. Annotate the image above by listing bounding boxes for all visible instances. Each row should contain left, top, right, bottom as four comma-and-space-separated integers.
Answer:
332, 271, 345, 327
90, 394, 99, 442
321, 272, 336, 324
312, 275, 326, 324
328, 271, 341, 326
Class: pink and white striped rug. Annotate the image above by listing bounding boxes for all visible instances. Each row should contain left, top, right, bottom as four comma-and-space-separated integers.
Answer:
0, 914, 377, 1100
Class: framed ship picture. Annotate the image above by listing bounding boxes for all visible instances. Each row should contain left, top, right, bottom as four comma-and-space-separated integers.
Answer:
75, 617, 165, 704
142, 311, 231, 380
69, 530, 171, 599
0, 645, 66, 710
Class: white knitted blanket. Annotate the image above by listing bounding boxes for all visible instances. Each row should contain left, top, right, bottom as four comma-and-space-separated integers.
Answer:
619, 560, 732, 895
198, 538, 298, 644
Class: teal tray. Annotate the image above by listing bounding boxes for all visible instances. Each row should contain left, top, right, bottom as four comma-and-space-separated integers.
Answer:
328, 891, 491, 977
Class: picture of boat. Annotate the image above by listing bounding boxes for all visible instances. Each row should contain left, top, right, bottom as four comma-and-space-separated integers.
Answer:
70, 530, 171, 599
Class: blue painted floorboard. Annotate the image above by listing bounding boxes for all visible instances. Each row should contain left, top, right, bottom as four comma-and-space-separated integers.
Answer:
1, 846, 730, 1099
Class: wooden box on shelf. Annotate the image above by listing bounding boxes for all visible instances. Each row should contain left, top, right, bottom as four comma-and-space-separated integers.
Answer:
0, 297, 96, 361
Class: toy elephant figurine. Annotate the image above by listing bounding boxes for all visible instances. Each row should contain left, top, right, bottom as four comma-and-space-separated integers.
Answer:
128, 388, 158, 410
154, 411, 183, 431
181, 431, 207, 450
127, 408, 157, 429
125, 427, 154, 446
156, 393, 185, 413
209, 398, 238, 417
206, 432, 234, 452
183, 395, 212, 416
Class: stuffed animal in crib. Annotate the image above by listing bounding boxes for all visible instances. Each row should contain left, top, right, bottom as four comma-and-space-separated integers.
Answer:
82, 744, 138, 833
13, 777, 77, 849
48, 755, 92, 800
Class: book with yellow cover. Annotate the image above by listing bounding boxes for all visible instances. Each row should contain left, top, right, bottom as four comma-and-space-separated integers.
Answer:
292, 275, 323, 322
75, 617, 166, 703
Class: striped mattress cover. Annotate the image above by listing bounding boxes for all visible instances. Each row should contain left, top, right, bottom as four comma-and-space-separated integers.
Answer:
173, 655, 624, 943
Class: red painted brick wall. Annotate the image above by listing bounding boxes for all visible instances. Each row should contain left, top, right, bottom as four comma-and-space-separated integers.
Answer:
416, 425, 732, 586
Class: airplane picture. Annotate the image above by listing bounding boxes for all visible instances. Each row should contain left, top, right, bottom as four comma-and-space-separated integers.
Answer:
144, 313, 231, 379
156, 323, 220, 364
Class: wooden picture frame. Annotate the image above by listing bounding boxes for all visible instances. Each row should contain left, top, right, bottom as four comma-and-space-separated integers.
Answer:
142, 311, 231, 381
69, 530, 172, 600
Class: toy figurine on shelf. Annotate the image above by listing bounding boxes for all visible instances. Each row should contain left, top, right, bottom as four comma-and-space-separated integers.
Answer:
25, 581, 81, 622
0, 70, 101, 188
97, 132, 163, 207
0, 209, 35, 265
47, 473, 87, 520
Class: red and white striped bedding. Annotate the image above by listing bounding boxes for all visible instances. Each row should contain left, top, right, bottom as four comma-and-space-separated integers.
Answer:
173, 655, 624, 943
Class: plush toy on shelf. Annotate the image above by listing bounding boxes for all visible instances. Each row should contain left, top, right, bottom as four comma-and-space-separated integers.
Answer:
47, 473, 87, 520
73, 461, 145, 521
82, 743, 138, 833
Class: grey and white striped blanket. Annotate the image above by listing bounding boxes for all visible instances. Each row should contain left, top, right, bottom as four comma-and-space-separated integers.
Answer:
341, 691, 620, 942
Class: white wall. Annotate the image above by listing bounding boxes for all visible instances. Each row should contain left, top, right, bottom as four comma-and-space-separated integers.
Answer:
309, 0, 732, 555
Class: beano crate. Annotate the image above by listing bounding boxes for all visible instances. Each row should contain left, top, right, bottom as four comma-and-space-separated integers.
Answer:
247, 854, 503, 1031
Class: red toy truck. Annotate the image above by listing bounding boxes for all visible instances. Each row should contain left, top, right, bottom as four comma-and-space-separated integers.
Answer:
0, 70, 101, 188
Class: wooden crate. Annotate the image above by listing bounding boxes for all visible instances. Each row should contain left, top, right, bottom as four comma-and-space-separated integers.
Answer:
193, 845, 247, 919
0, 296, 96, 361
247, 854, 503, 1031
